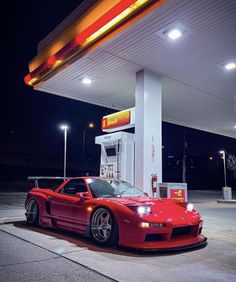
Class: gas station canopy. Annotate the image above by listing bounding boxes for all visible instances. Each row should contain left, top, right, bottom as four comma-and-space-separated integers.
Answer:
25, 0, 236, 138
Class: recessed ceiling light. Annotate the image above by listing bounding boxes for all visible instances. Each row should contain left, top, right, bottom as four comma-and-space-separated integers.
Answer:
167, 28, 182, 40
224, 62, 236, 71
81, 77, 92, 85
234, 125, 236, 129
155, 21, 189, 41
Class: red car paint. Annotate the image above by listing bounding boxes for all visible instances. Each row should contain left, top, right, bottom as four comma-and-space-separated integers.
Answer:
25, 177, 207, 250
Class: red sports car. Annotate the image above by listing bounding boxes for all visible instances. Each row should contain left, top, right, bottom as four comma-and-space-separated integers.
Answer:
25, 177, 207, 250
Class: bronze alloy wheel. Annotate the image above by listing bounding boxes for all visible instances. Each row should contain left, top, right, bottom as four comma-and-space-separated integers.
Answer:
90, 207, 118, 246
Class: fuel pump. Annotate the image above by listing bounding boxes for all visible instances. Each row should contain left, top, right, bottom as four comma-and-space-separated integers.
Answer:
95, 131, 134, 184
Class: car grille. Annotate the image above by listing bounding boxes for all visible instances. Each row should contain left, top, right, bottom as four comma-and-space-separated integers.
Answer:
145, 234, 162, 242
172, 226, 191, 237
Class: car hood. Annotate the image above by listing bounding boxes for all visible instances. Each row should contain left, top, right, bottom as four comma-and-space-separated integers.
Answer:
105, 197, 183, 211
105, 196, 154, 205
104, 197, 200, 224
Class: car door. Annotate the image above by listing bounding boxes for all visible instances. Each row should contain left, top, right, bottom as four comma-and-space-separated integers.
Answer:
51, 179, 88, 231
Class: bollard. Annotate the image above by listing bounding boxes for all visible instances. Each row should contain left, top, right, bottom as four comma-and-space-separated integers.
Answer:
222, 187, 232, 200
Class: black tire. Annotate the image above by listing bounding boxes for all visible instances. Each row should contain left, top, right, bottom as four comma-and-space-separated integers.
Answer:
90, 207, 118, 247
26, 199, 39, 225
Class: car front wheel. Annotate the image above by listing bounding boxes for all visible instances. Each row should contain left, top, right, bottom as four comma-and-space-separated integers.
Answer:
90, 207, 118, 246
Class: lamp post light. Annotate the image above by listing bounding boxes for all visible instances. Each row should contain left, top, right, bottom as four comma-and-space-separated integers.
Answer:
82, 122, 95, 174
60, 124, 69, 179
219, 150, 227, 187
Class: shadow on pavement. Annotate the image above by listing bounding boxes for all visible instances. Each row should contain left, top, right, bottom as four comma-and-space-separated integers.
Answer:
5, 220, 207, 257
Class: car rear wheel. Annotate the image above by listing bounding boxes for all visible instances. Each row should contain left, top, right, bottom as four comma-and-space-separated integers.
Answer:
90, 207, 118, 246
26, 199, 39, 225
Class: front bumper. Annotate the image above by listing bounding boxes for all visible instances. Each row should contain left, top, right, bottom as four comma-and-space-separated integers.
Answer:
118, 218, 206, 250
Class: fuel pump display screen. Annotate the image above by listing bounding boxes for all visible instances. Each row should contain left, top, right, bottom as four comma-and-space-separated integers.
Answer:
106, 147, 116, 156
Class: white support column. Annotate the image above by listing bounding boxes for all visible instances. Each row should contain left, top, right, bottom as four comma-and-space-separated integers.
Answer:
135, 70, 162, 195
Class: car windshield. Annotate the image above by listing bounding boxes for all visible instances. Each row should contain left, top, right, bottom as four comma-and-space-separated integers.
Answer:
86, 178, 145, 198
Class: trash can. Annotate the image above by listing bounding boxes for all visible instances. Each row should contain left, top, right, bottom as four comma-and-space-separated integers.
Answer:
222, 187, 232, 200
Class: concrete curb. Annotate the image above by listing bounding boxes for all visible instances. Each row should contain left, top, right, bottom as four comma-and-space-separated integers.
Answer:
217, 199, 236, 204
0, 216, 25, 224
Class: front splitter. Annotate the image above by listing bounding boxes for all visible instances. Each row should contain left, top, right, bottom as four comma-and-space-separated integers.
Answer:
123, 237, 208, 253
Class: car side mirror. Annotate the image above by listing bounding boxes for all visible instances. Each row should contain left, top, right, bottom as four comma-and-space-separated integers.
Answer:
144, 192, 149, 197
76, 192, 90, 200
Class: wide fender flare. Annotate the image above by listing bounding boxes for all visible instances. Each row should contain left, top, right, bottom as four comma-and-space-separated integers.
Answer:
26, 192, 50, 217
89, 201, 141, 239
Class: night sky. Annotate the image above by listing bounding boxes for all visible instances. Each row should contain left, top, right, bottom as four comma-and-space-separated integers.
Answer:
1, 1, 114, 173
1, 1, 235, 189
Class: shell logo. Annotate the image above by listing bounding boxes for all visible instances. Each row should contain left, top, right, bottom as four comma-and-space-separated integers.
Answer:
102, 111, 130, 130
170, 189, 185, 201
175, 189, 183, 197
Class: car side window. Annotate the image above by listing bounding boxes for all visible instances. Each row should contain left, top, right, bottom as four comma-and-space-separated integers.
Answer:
60, 179, 87, 196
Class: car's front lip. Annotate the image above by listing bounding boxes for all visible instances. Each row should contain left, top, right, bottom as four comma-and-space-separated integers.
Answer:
123, 236, 208, 252
119, 234, 207, 251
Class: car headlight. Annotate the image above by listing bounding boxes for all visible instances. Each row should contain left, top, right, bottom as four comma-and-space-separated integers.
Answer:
186, 202, 194, 212
128, 205, 151, 215
137, 206, 151, 215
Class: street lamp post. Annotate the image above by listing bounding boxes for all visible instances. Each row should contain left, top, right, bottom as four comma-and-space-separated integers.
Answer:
82, 129, 86, 166
219, 150, 227, 187
82, 122, 94, 174
60, 124, 69, 178
219, 150, 232, 200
